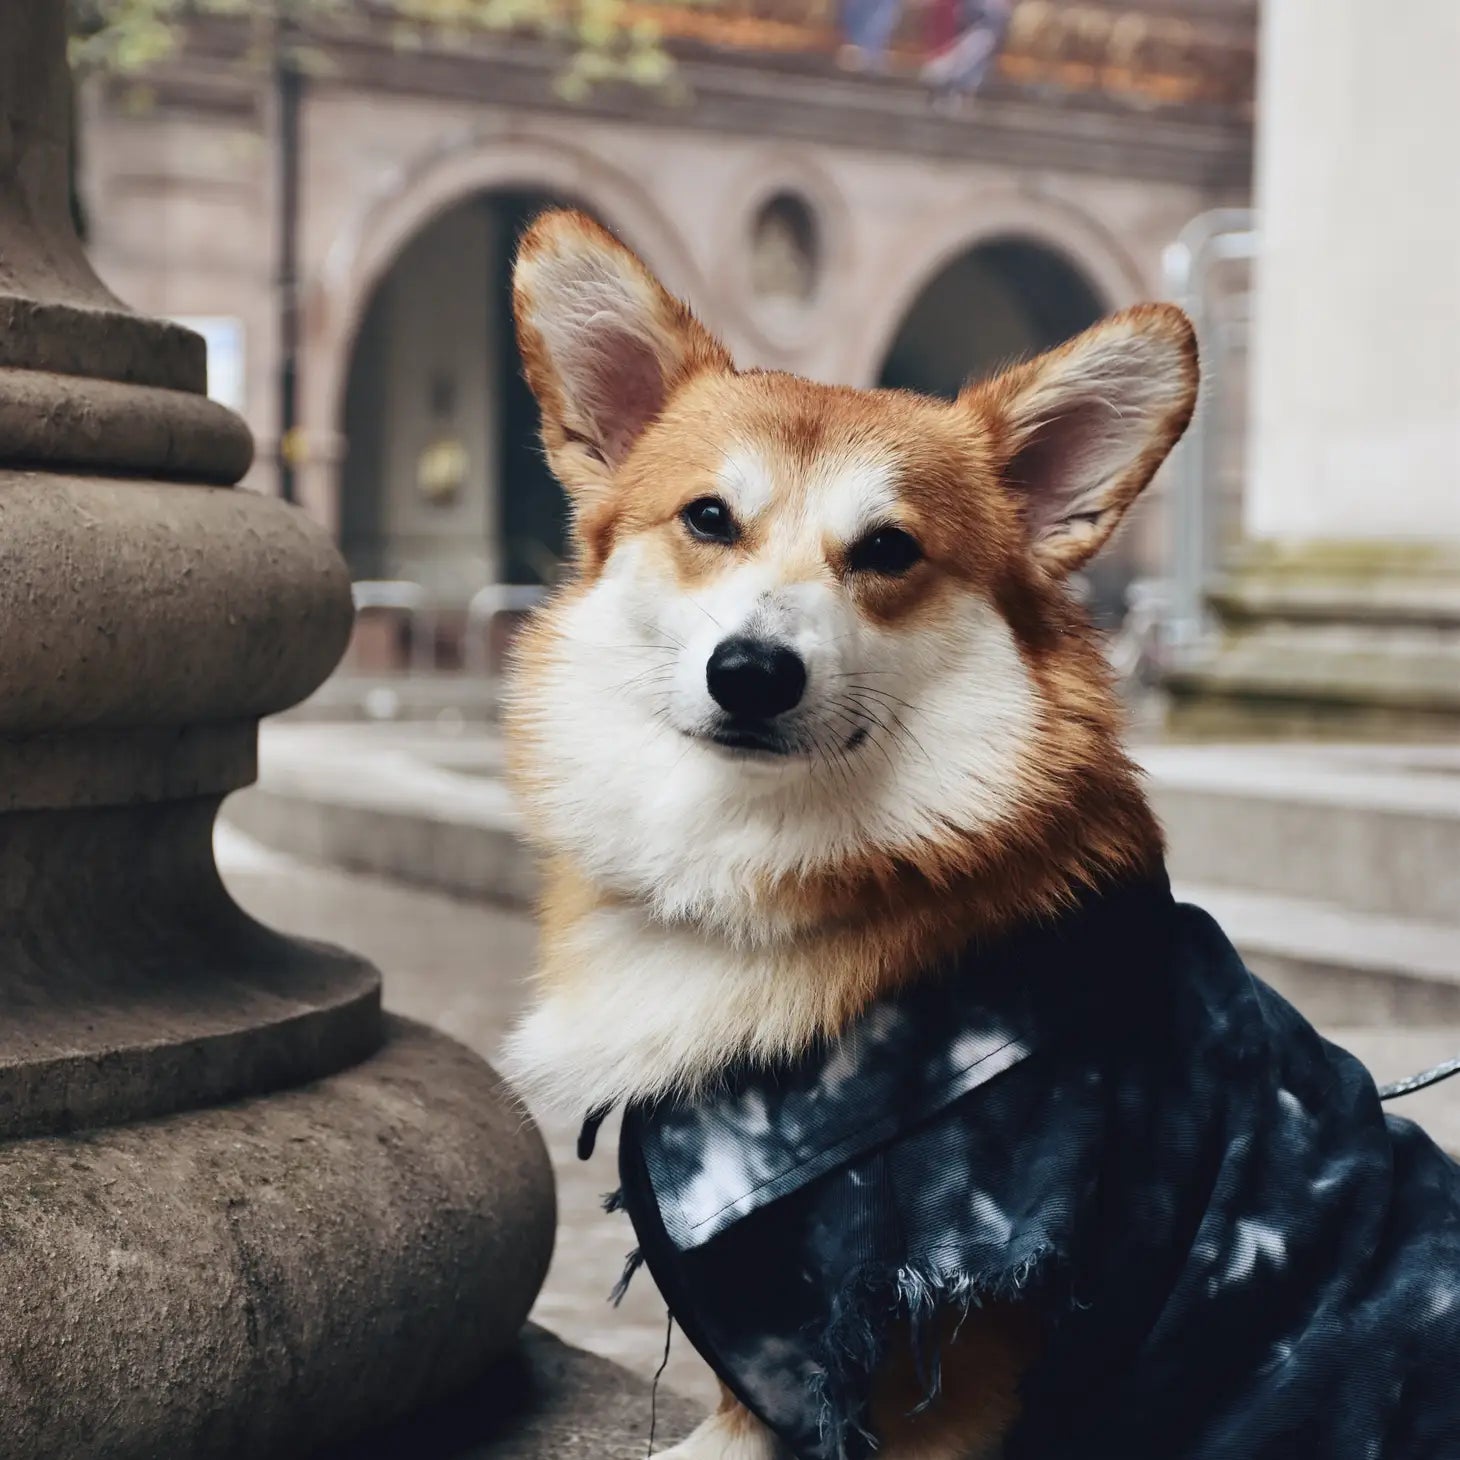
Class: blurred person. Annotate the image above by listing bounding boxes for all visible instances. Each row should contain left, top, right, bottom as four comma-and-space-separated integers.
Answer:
838, 0, 903, 70
922, 0, 1013, 93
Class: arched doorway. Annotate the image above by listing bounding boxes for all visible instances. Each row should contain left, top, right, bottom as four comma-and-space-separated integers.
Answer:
339, 189, 580, 602
878, 237, 1105, 399
878, 237, 1132, 624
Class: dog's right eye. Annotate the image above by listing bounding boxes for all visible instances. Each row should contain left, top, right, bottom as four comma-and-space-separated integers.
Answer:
681, 497, 737, 545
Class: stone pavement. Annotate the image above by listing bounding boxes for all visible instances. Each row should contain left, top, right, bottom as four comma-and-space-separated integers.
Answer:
215, 824, 721, 1417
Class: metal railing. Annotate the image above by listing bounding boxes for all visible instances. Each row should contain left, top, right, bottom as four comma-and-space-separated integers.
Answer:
350, 580, 548, 676
1106, 577, 1171, 689
350, 579, 435, 675
465, 584, 548, 675
1162, 207, 1257, 655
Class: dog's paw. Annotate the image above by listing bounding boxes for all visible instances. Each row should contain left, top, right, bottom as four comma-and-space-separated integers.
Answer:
653, 1404, 784, 1459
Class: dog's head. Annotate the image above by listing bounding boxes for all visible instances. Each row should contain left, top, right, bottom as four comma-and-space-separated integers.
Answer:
508, 210, 1196, 940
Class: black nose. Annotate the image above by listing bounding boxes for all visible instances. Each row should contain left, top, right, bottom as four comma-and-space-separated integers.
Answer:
706, 636, 807, 720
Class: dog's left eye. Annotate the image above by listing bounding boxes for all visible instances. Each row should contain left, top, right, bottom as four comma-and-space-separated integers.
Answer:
681, 497, 738, 545
847, 526, 923, 577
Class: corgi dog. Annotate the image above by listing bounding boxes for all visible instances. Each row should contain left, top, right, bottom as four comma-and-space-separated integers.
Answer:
502, 209, 1196, 1458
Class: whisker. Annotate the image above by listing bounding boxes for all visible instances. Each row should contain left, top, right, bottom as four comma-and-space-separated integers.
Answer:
842, 684, 953, 734
837, 691, 940, 777
619, 664, 677, 693
801, 725, 833, 782
839, 683, 935, 718
579, 643, 681, 655
686, 597, 725, 633
826, 703, 897, 778
801, 717, 852, 791
788, 722, 836, 786
831, 741, 858, 798
664, 732, 700, 775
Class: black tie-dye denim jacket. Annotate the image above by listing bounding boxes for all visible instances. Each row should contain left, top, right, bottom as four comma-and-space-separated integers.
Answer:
593, 876, 1460, 1459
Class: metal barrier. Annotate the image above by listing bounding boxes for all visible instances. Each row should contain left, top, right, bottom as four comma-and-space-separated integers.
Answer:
1162, 207, 1257, 657
465, 584, 548, 675
350, 580, 434, 675
1106, 577, 1171, 690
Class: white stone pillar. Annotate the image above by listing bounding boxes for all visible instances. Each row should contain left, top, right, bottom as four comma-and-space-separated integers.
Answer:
1169, 0, 1460, 738
1246, 0, 1460, 544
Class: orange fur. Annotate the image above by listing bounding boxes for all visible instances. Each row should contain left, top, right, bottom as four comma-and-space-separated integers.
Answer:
873, 1306, 1040, 1458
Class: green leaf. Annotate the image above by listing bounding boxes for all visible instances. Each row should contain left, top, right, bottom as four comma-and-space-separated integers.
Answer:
69, 0, 692, 99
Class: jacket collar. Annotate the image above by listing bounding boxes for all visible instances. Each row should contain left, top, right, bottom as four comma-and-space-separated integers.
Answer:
626, 873, 1174, 1250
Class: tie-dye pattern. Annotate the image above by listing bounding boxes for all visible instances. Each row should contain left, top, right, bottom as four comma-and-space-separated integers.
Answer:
603, 879, 1460, 1460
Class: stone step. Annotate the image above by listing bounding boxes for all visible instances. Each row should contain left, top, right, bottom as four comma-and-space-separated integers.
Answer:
224, 723, 534, 906
1176, 881, 1460, 1026
1144, 743, 1460, 926
230, 727, 1460, 1027
283, 672, 502, 725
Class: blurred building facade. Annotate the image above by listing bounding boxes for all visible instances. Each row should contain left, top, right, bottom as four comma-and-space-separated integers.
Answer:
76, 0, 1255, 620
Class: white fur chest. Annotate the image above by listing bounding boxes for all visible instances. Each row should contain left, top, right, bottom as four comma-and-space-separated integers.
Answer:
503, 903, 825, 1116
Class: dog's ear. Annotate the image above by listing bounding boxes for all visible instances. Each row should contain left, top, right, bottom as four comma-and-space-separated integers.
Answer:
513, 209, 733, 506
964, 304, 1198, 577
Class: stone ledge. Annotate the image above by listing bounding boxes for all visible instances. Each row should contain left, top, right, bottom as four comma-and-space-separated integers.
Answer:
283, 674, 501, 726
0, 295, 208, 391
0, 722, 257, 811
1142, 742, 1460, 926
231, 725, 1460, 1033
0, 366, 254, 481
1172, 880, 1460, 1025
1166, 542, 1460, 740
225, 725, 535, 907
325, 1324, 698, 1459
1206, 540, 1460, 626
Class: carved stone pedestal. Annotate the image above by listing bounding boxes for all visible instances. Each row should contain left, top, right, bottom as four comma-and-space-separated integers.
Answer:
0, 6, 553, 1454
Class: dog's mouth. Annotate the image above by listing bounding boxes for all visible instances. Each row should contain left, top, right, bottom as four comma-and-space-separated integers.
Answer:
687, 717, 871, 760
705, 720, 796, 758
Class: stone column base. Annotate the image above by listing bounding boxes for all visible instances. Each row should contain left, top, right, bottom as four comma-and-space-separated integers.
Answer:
0, 1017, 555, 1460
1165, 542, 1460, 740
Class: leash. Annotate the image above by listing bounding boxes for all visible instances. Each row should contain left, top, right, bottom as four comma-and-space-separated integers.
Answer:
646, 1309, 675, 1458
1377, 1054, 1460, 1101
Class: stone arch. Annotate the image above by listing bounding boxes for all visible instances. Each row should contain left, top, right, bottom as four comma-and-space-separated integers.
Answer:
301, 130, 704, 534
847, 194, 1152, 626
842, 190, 1149, 389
